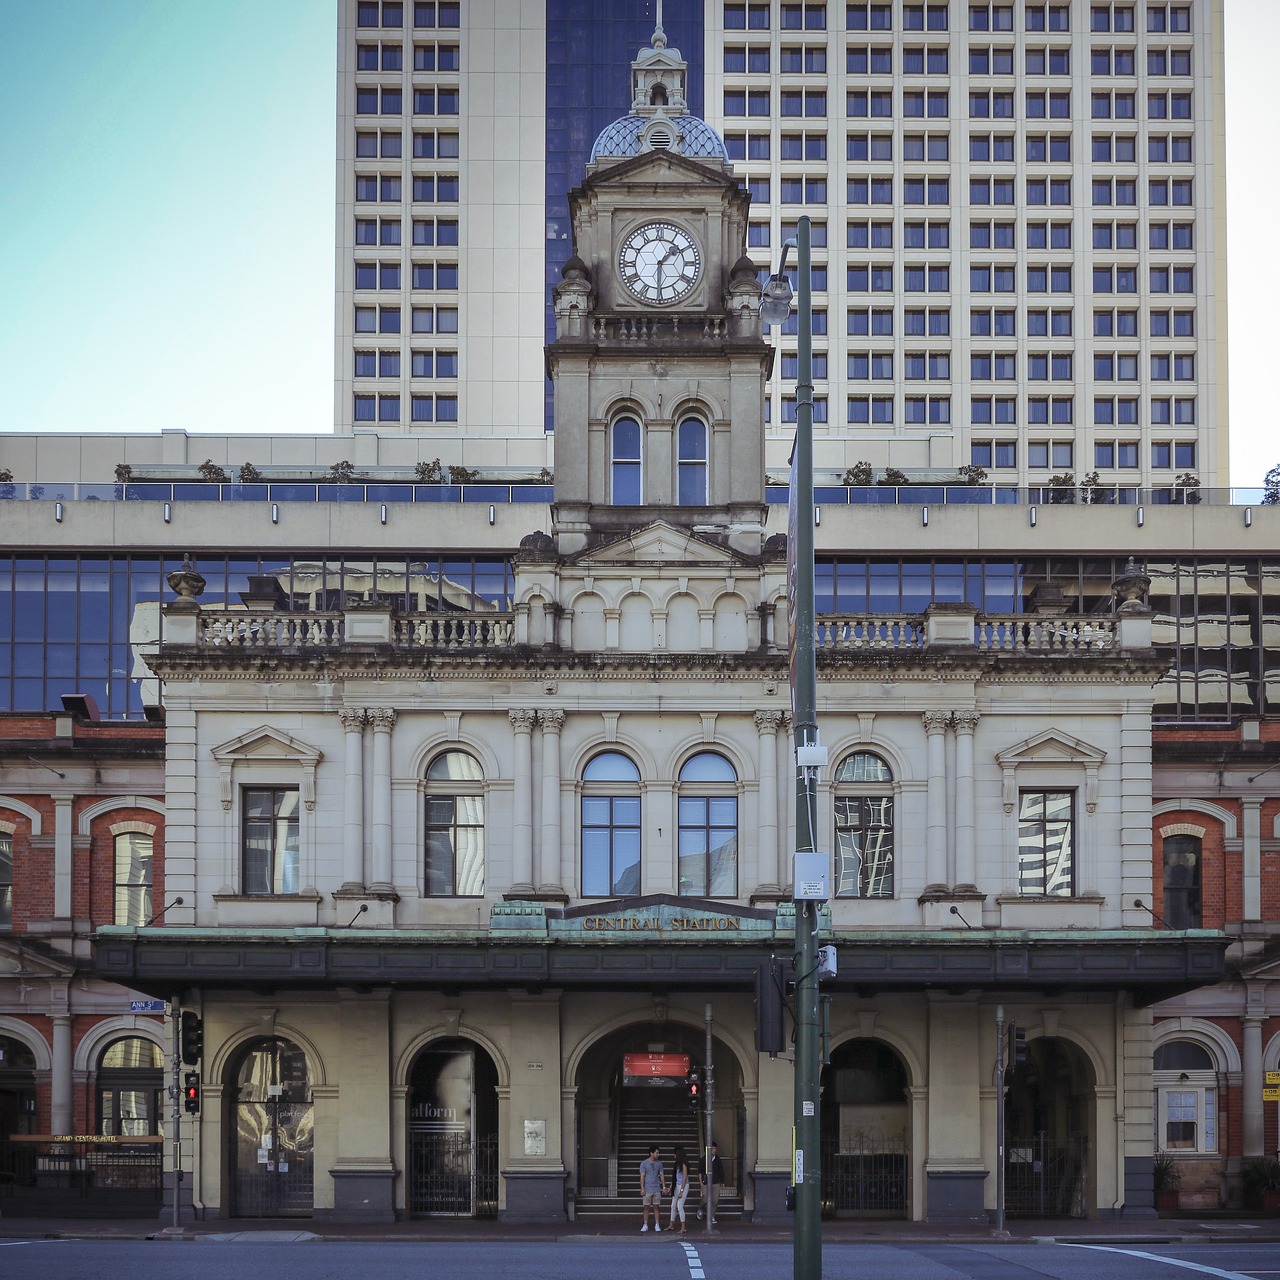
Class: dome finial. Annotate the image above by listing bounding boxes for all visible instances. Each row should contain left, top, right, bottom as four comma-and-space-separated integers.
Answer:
652, 0, 667, 48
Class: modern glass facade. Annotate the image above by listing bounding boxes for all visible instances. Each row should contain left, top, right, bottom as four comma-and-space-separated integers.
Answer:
2, 550, 1273, 723
0, 553, 516, 719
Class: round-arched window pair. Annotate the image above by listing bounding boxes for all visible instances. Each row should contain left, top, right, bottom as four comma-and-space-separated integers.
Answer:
610, 417, 708, 505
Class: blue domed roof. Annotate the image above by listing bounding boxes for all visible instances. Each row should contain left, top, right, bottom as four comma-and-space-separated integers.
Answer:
590, 113, 729, 163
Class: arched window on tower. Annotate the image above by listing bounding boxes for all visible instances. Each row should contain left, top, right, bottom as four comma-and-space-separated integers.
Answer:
1162, 834, 1202, 928
611, 417, 643, 504
677, 417, 708, 504
833, 750, 895, 898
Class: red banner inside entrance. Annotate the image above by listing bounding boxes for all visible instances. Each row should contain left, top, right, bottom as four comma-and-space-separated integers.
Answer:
622, 1053, 691, 1079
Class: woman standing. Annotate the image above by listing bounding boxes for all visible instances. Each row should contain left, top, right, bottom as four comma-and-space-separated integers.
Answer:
668, 1145, 690, 1237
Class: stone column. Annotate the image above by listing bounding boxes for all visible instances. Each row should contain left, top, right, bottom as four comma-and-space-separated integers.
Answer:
923, 712, 949, 893
368, 708, 397, 892
923, 994, 987, 1222
754, 710, 786, 896
51, 1012, 73, 1134
1242, 799, 1262, 921
538, 710, 565, 895
509, 709, 537, 896
953, 712, 980, 892
53, 793, 73, 920
1243, 1005, 1265, 1157
338, 708, 367, 892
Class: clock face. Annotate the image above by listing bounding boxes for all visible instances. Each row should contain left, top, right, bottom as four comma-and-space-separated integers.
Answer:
618, 221, 702, 305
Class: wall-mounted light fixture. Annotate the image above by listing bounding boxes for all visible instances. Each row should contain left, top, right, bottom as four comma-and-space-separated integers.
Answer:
271, 503, 279, 525
163, 502, 172, 524
1028, 505, 1037, 528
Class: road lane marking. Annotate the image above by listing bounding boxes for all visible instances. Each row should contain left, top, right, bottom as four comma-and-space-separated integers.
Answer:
1063, 1243, 1257, 1280
680, 1239, 704, 1278
0, 1241, 69, 1247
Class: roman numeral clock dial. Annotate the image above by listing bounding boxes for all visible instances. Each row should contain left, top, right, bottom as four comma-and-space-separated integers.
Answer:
618, 221, 702, 306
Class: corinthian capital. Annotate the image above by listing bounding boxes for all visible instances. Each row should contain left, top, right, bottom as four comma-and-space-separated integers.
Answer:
539, 708, 566, 733
952, 711, 980, 734
754, 709, 787, 734
338, 708, 367, 732
368, 707, 398, 731
509, 708, 538, 732
922, 711, 950, 735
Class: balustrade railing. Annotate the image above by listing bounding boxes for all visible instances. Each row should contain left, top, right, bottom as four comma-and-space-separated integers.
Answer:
588, 313, 728, 342
190, 608, 1115, 655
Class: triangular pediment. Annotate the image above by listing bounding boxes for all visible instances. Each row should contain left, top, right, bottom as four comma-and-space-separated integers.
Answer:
996, 728, 1106, 768
575, 521, 740, 568
211, 726, 322, 767
0, 936, 74, 979
579, 147, 736, 194
1241, 952, 1280, 982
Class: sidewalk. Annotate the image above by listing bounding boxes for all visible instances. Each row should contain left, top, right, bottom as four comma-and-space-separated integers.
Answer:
1, 1212, 1278, 1245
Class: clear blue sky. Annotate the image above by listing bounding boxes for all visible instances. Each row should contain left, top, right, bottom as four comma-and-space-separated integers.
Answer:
0, 1, 1274, 487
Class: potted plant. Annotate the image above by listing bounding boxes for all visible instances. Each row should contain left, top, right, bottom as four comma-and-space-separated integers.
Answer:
1153, 1150, 1182, 1215
958, 463, 987, 486
1242, 1157, 1280, 1213
198, 459, 230, 483
841, 460, 873, 487
1047, 472, 1076, 504
878, 466, 909, 488
1263, 462, 1280, 506
1175, 472, 1201, 504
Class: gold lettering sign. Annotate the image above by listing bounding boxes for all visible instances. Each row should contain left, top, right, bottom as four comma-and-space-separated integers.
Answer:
580, 915, 741, 932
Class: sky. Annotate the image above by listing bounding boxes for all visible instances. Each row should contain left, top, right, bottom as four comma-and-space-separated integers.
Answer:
0, 0, 1273, 487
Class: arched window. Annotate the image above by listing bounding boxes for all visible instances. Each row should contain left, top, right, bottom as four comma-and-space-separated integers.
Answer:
581, 751, 641, 896
677, 752, 738, 896
1162, 834, 1202, 928
677, 417, 708, 505
1153, 1039, 1217, 1153
0, 830, 11, 929
0, 1035, 37, 1135
425, 751, 485, 896
98, 1036, 164, 1137
611, 417, 642, 504
833, 751, 894, 898
114, 832, 153, 925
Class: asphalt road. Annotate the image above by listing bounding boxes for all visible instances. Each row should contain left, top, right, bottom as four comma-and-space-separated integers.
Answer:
2, 1239, 1279, 1280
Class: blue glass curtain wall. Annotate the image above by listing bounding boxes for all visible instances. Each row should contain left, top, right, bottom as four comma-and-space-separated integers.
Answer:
544, 0, 705, 428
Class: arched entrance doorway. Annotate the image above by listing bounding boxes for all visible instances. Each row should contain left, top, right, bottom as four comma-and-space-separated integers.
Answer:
572, 1021, 743, 1220
228, 1036, 314, 1217
406, 1037, 499, 1217
820, 1038, 910, 1217
1004, 1035, 1095, 1218
0, 1035, 37, 1137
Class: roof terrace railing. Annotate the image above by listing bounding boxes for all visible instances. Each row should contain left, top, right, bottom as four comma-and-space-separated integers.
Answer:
0, 481, 1267, 508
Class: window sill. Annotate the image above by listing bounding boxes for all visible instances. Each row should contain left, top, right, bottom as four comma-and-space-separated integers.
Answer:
996, 895, 1103, 929
213, 892, 321, 928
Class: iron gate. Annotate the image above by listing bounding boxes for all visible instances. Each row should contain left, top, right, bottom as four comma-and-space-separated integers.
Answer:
821, 1129, 910, 1217
1005, 1134, 1087, 1218
0, 1140, 163, 1217
408, 1131, 498, 1217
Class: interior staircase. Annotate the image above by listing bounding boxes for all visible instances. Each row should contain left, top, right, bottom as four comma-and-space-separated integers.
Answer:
574, 1092, 744, 1222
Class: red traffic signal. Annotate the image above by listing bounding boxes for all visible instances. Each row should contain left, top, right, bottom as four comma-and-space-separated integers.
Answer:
184, 1071, 201, 1114
686, 1067, 703, 1111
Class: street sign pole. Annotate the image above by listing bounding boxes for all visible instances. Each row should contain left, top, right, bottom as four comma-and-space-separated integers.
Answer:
170, 1003, 181, 1231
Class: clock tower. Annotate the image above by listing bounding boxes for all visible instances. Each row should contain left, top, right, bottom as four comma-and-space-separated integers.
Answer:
547, 13, 769, 556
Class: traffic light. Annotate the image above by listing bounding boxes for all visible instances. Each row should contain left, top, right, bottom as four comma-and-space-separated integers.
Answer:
180, 1011, 203, 1065
755, 958, 787, 1055
1008, 1025, 1028, 1069
184, 1072, 201, 1114
686, 1067, 703, 1111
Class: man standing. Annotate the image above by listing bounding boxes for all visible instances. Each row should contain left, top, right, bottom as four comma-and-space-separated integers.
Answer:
639, 1144, 665, 1232
703, 1141, 725, 1222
